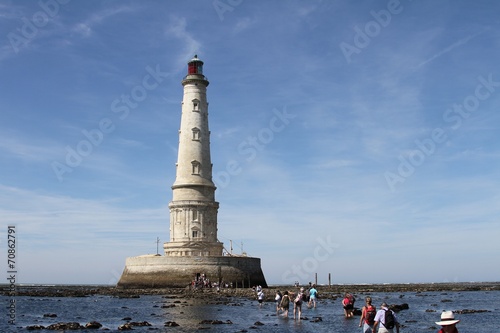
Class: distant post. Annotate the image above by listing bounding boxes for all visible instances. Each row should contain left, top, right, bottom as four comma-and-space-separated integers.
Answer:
315, 273, 317, 286
328, 273, 331, 287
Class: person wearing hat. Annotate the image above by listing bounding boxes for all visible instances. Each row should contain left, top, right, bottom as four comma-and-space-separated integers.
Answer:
435, 311, 460, 333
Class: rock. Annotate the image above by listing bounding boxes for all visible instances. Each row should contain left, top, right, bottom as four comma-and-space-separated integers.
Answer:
254, 321, 264, 326
46, 322, 83, 330
165, 321, 180, 327
129, 321, 152, 326
118, 323, 133, 330
390, 303, 409, 312
311, 316, 323, 322
162, 304, 176, 308
454, 309, 490, 314
43, 313, 57, 317
26, 325, 45, 330
5, 282, 500, 298
118, 321, 152, 329
85, 321, 103, 329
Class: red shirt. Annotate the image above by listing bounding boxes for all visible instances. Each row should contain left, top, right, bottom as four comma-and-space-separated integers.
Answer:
438, 328, 458, 333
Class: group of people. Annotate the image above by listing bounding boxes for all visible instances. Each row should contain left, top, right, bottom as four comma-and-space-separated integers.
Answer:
268, 284, 319, 320
190, 273, 235, 290
358, 297, 400, 333
259, 289, 462, 332
358, 296, 460, 333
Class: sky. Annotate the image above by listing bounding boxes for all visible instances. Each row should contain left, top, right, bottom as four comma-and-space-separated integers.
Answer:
1, 0, 500, 286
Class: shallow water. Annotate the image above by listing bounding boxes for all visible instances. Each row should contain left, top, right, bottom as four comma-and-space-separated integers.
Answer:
2, 290, 499, 332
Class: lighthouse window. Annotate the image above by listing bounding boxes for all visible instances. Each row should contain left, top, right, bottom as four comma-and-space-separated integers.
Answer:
192, 128, 200, 141
192, 210, 198, 221
188, 62, 197, 74
192, 230, 199, 238
192, 99, 200, 112
191, 161, 201, 175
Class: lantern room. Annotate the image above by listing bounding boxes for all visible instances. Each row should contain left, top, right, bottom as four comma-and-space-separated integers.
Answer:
187, 55, 203, 75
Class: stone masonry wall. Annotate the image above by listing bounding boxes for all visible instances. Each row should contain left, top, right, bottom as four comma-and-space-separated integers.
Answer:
117, 255, 267, 289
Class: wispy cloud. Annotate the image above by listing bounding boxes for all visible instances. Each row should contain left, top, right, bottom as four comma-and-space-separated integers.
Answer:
417, 31, 484, 68
0, 133, 60, 162
164, 16, 201, 70
233, 17, 255, 34
73, 6, 136, 38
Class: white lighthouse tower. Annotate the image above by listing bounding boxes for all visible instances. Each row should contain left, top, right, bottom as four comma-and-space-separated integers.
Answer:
164, 55, 223, 257
117, 55, 267, 288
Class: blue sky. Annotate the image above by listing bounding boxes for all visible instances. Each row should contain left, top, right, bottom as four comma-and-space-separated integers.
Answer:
1, 0, 500, 285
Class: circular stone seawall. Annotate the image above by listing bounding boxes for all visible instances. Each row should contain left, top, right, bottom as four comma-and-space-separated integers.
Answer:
117, 255, 267, 288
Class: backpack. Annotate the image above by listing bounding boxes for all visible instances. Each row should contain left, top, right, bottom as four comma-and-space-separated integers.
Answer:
365, 305, 376, 325
294, 293, 303, 304
383, 309, 395, 329
281, 295, 289, 307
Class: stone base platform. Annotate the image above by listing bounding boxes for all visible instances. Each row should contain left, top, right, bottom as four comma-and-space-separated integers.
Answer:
117, 255, 267, 288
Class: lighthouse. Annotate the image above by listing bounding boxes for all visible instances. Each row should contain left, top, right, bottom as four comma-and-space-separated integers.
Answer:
117, 56, 267, 288
164, 55, 223, 257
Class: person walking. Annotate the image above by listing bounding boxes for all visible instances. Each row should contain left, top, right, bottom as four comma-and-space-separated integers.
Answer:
275, 290, 282, 314
293, 287, 306, 320
342, 292, 355, 318
280, 291, 291, 318
359, 296, 377, 333
308, 284, 318, 308
435, 311, 460, 333
373, 302, 400, 333
257, 289, 265, 307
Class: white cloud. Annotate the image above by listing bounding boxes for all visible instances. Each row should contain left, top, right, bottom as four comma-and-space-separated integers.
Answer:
164, 16, 202, 70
